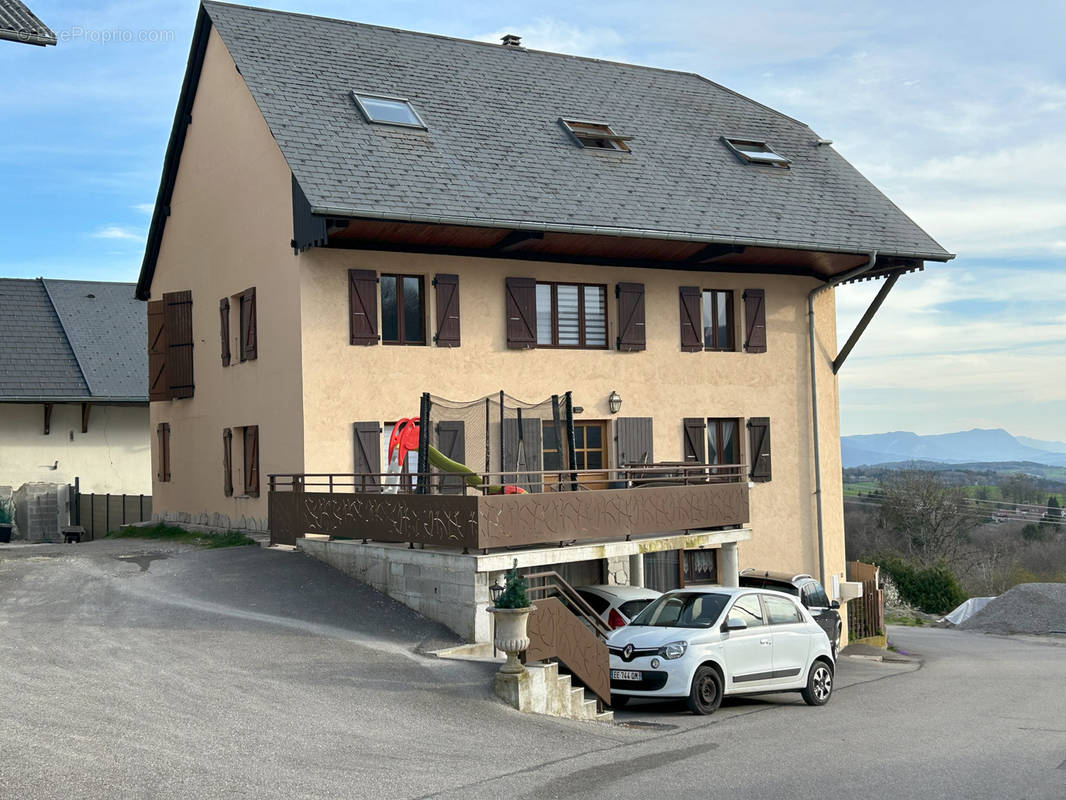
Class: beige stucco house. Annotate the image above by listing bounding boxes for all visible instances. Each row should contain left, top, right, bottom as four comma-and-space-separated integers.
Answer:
136, 2, 952, 646
0, 278, 150, 497
0, 278, 150, 542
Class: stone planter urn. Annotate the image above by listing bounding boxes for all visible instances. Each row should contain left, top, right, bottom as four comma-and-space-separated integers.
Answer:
487, 605, 536, 674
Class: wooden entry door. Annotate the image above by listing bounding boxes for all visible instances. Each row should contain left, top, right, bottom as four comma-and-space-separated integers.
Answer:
574, 421, 608, 489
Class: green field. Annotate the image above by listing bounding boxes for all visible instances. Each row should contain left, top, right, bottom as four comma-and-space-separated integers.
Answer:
844, 481, 1063, 505
842, 481, 880, 498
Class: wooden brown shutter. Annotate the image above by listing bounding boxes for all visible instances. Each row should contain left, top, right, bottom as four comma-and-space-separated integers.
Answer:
434, 420, 466, 494
433, 274, 461, 347
683, 417, 706, 463
163, 290, 194, 398
223, 427, 233, 497
679, 286, 702, 352
243, 425, 260, 497
616, 282, 646, 351
240, 287, 257, 361
505, 277, 537, 349
157, 422, 171, 482
148, 299, 170, 400
743, 289, 767, 353
616, 417, 653, 466
502, 417, 543, 492
353, 422, 382, 492
748, 417, 772, 481
219, 298, 231, 367
348, 269, 379, 345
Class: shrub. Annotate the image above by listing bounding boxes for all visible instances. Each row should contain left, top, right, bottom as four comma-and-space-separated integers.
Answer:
493, 560, 530, 609
876, 554, 968, 615
1021, 523, 1047, 542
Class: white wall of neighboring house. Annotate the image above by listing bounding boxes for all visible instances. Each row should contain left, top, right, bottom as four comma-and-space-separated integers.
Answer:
0, 403, 151, 494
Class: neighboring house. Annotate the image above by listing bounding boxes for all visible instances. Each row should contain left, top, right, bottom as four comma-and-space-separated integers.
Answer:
136, 2, 951, 642
0, 279, 150, 494
0, 0, 56, 46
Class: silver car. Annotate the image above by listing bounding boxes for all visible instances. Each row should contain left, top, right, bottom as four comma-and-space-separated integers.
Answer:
575, 584, 662, 629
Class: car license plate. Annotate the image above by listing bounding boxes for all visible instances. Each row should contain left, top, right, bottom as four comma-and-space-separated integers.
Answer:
611, 670, 641, 681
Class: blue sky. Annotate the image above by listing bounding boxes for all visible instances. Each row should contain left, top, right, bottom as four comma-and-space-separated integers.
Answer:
3, 0, 1064, 440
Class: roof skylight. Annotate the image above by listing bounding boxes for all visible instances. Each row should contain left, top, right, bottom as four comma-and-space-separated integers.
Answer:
722, 138, 790, 168
352, 92, 427, 129
560, 119, 631, 152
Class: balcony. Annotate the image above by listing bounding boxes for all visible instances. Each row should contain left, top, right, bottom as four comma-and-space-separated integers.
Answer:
268, 464, 750, 550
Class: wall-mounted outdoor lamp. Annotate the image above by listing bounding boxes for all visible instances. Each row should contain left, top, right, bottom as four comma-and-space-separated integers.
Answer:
608, 391, 622, 415
489, 579, 505, 605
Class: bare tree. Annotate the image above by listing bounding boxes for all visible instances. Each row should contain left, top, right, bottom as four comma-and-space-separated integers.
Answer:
879, 470, 979, 565
966, 527, 1019, 595
844, 506, 891, 562
1001, 472, 1042, 505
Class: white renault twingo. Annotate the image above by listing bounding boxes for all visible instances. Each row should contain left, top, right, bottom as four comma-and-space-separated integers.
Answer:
606, 586, 835, 714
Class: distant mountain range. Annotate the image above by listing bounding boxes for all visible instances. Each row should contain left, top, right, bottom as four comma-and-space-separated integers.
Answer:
841, 429, 1066, 468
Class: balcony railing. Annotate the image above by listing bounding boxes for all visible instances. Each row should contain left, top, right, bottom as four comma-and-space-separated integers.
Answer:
267, 463, 750, 550
523, 570, 613, 706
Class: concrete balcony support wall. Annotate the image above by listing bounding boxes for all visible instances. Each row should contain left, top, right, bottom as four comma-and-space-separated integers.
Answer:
720, 541, 740, 587
629, 553, 645, 587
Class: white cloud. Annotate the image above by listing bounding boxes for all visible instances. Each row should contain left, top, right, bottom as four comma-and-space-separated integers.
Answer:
90, 225, 143, 241
836, 263, 1066, 439
855, 138, 1066, 257
836, 266, 1066, 318
840, 345, 1066, 439
131, 203, 155, 214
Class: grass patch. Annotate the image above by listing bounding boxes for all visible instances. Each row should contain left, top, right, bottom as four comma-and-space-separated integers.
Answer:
107, 523, 257, 548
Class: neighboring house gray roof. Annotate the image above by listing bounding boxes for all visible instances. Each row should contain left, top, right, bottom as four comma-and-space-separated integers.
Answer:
0, 278, 146, 402
0, 0, 57, 46
44, 280, 147, 399
0, 279, 87, 399
201, 1, 950, 262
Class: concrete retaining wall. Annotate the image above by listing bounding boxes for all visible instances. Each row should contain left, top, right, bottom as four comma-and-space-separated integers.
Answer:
153, 510, 268, 536
298, 528, 751, 643
298, 539, 493, 642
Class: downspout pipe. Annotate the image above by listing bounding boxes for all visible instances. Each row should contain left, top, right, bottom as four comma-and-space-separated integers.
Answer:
807, 251, 877, 586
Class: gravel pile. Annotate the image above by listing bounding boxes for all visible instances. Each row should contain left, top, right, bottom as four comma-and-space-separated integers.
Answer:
957, 583, 1066, 635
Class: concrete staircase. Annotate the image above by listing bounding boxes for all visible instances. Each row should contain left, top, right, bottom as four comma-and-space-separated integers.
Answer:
499, 661, 613, 722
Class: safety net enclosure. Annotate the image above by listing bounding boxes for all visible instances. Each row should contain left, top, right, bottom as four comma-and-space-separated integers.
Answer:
413, 391, 575, 495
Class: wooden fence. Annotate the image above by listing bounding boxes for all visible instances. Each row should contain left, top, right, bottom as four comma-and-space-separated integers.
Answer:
75, 493, 152, 539
846, 561, 885, 640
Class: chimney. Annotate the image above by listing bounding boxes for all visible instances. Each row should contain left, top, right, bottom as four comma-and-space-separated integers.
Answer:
500, 33, 521, 47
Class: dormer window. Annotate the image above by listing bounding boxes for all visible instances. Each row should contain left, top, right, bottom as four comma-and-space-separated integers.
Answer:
560, 119, 631, 152
352, 92, 427, 129
722, 137, 789, 168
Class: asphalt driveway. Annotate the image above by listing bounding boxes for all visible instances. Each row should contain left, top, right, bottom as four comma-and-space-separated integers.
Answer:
2, 541, 1063, 799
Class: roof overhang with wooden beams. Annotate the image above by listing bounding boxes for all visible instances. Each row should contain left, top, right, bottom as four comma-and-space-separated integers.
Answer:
298, 211, 929, 283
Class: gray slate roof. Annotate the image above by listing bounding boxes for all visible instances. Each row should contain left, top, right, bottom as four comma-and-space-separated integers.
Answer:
0, 279, 146, 401
0, 0, 56, 46
45, 280, 147, 399
203, 1, 951, 261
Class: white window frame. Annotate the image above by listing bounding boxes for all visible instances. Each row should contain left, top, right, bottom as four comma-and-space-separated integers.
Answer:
722, 137, 790, 168
351, 91, 427, 129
